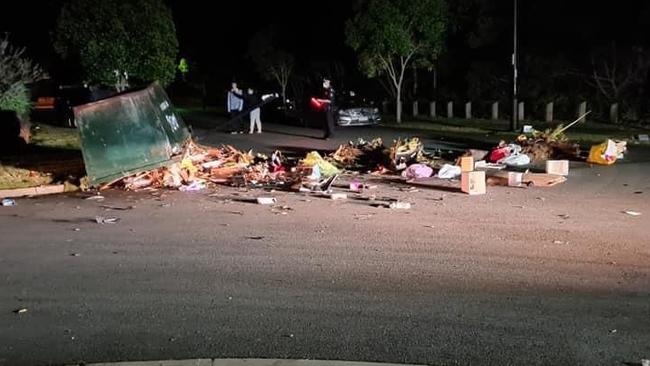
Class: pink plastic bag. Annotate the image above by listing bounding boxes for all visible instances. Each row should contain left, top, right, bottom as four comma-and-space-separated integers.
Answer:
401, 164, 433, 179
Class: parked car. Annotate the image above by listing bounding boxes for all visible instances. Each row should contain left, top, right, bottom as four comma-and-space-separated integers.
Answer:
335, 91, 381, 127
34, 82, 130, 128
55, 85, 93, 127
260, 90, 381, 129
261, 96, 305, 127
31, 83, 93, 128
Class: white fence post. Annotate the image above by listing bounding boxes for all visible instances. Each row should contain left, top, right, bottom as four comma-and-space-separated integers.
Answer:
610, 103, 619, 124
578, 101, 587, 123
545, 102, 554, 122
491, 102, 499, 120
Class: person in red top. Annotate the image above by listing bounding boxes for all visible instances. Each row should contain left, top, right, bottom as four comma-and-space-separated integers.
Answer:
313, 78, 336, 139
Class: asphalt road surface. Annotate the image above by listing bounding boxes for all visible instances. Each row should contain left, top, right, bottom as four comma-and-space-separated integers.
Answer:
1, 125, 649, 366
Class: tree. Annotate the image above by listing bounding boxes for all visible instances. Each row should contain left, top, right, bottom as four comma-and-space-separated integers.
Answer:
54, 0, 178, 88
0, 35, 46, 117
178, 58, 189, 81
346, 0, 447, 122
247, 28, 294, 106
0, 34, 47, 141
588, 44, 650, 120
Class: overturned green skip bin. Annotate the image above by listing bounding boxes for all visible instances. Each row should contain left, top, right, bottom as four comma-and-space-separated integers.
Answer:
74, 82, 191, 186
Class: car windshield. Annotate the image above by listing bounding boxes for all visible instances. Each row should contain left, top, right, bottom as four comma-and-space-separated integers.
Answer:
338, 91, 374, 109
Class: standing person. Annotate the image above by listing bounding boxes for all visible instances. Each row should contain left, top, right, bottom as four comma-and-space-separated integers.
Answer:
313, 78, 336, 139
232, 88, 276, 134
226, 82, 244, 133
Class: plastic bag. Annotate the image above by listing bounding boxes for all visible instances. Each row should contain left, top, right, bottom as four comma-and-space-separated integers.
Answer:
501, 153, 530, 166
301, 151, 340, 177
508, 144, 522, 155
179, 181, 206, 192
180, 158, 198, 175
401, 164, 433, 179
489, 147, 510, 163
436, 164, 461, 179
587, 140, 617, 165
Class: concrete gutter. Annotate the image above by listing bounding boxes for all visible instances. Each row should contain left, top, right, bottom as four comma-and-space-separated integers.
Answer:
70, 359, 428, 366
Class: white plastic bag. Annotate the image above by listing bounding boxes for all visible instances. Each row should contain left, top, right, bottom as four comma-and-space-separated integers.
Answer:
604, 139, 618, 160
501, 154, 530, 166
436, 164, 461, 179
508, 144, 522, 155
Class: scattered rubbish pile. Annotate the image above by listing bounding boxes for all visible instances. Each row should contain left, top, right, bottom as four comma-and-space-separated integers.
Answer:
484, 131, 627, 168
484, 113, 586, 166
330, 138, 385, 169
102, 137, 440, 192
65, 91, 634, 200
94, 126, 593, 197
483, 112, 627, 168
520, 125, 581, 163
330, 137, 437, 172
486, 124, 581, 166
74, 132, 414, 193
106, 141, 262, 190
389, 137, 424, 170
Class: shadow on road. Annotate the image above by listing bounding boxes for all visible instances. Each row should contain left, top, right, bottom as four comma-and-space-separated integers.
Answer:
368, 175, 462, 194
263, 128, 324, 139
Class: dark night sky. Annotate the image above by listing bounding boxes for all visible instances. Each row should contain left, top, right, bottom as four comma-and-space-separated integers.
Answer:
3, 1, 356, 84
167, 0, 357, 84
170, 1, 354, 58
3, 0, 650, 96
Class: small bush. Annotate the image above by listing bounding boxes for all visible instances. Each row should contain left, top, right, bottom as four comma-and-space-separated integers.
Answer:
0, 34, 47, 142
0, 83, 30, 117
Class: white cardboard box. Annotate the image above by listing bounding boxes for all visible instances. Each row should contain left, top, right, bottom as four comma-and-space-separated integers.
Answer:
461, 171, 486, 195
546, 160, 569, 176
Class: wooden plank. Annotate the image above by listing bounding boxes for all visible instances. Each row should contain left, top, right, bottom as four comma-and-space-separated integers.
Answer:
523, 173, 567, 187
0, 184, 66, 198
486, 171, 566, 187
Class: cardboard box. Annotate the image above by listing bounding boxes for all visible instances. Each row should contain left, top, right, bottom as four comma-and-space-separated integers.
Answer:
256, 197, 277, 205
546, 160, 569, 176
460, 156, 474, 172
461, 171, 486, 195
507, 172, 524, 187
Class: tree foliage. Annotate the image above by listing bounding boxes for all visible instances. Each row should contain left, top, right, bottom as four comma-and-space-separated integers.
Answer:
247, 27, 294, 104
0, 35, 47, 117
54, 0, 179, 87
346, 0, 447, 122
587, 44, 650, 120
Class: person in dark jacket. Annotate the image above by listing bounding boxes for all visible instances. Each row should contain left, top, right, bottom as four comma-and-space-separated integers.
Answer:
313, 78, 336, 139
232, 88, 275, 134
227, 82, 244, 133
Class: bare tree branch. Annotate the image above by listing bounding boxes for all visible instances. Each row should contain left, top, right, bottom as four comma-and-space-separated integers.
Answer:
378, 55, 399, 94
